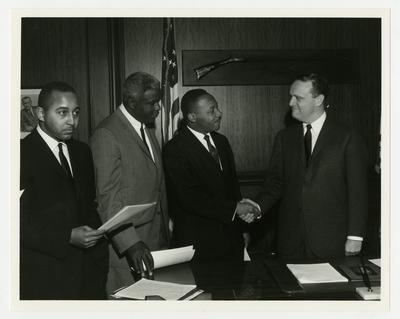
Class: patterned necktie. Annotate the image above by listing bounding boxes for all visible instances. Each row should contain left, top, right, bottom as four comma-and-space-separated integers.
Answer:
140, 123, 150, 152
304, 124, 312, 167
58, 143, 73, 179
204, 134, 220, 167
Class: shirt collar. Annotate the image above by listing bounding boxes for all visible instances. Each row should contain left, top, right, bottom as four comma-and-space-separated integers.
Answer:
303, 111, 326, 133
36, 124, 66, 151
120, 103, 142, 130
187, 125, 211, 140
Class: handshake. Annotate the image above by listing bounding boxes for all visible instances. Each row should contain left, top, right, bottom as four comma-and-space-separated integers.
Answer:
236, 199, 262, 223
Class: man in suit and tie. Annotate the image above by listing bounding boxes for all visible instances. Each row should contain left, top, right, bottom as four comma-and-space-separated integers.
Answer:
163, 89, 260, 262
91, 72, 170, 295
20, 81, 108, 299
252, 73, 368, 260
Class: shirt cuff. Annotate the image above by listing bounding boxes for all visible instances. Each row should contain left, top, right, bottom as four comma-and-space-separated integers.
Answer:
347, 236, 363, 241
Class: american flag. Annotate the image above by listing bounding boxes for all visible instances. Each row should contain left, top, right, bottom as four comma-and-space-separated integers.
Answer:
161, 18, 180, 144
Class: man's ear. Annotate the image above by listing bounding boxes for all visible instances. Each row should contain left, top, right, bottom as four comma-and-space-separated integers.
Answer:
187, 112, 196, 124
36, 106, 45, 122
315, 94, 325, 107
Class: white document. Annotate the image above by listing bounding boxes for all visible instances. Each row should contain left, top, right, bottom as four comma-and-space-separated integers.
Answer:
287, 263, 348, 284
356, 286, 381, 300
112, 278, 197, 300
151, 245, 195, 270
98, 202, 156, 231
369, 258, 381, 267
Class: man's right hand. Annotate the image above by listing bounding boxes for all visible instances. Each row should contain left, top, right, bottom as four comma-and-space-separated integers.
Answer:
125, 241, 154, 279
69, 225, 105, 249
236, 201, 261, 223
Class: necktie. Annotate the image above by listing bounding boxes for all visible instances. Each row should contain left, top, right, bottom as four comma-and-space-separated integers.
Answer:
140, 123, 150, 152
304, 124, 312, 167
58, 143, 73, 179
204, 134, 220, 167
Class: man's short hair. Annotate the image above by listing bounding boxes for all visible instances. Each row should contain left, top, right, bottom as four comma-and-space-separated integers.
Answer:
180, 89, 209, 121
122, 72, 160, 106
38, 81, 76, 110
295, 73, 329, 102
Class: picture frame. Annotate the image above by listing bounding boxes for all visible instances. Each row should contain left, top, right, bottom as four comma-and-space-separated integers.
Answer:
20, 89, 40, 138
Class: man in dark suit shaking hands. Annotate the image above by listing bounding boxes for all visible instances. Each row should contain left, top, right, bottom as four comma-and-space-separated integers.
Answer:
20, 82, 108, 299
253, 73, 368, 260
163, 89, 259, 262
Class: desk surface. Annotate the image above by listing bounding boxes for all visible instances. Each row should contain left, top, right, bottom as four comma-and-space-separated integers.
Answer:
153, 256, 381, 300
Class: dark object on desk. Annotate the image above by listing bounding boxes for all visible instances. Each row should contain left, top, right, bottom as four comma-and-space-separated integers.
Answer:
264, 259, 304, 294
336, 261, 380, 282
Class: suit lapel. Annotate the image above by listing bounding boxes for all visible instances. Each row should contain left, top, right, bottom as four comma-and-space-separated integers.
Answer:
211, 132, 227, 172
311, 115, 333, 161
67, 141, 81, 194
147, 128, 163, 182
291, 124, 307, 168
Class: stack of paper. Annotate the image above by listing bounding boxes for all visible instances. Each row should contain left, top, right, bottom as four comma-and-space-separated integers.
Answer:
112, 278, 200, 300
356, 286, 381, 300
287, 263, 348, 284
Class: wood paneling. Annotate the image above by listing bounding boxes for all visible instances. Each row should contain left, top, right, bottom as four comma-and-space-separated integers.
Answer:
21, 18, 91, 142
21, 17, 381, 172
21, 18, 114, 142
123, 17, 380, 172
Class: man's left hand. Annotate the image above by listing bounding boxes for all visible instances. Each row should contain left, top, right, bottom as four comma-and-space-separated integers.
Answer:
345, 239, 362, 256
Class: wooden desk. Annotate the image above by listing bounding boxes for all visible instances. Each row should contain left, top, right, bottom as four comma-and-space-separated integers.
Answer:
153, 256, 380, 300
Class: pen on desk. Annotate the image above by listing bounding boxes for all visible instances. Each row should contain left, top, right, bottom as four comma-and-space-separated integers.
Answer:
359, 255, 373, 292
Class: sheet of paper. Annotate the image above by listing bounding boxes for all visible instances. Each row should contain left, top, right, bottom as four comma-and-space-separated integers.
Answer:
369, 258, 381, 267
112, 278, 197, 300
146, 245, 195, 270
98, 202, 156, 231
287, 263, 348, 284
20, 189, 25, 197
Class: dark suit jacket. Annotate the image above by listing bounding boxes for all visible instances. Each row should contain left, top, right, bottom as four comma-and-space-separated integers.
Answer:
256, 114, 368, 259
20, 129, 108, 300
163, 126, 244, 262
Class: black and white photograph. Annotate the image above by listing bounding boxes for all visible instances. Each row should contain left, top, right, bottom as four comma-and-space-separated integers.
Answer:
1, 1, 399, 319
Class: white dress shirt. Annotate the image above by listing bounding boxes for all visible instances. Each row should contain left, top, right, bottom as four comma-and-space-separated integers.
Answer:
36, 125, 73, 176
120, 104, 155, 162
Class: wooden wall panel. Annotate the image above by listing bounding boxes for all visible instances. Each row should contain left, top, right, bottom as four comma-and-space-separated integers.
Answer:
128, 17, 379, 173
21, 18, 114, 142
21, 18, 91, 142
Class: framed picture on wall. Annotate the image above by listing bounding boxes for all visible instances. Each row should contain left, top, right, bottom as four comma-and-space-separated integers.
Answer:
20, 89, 40, 139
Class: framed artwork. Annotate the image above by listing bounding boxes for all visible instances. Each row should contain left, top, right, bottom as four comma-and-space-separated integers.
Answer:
20, 89, 40, 138
182, 49, 359, 86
